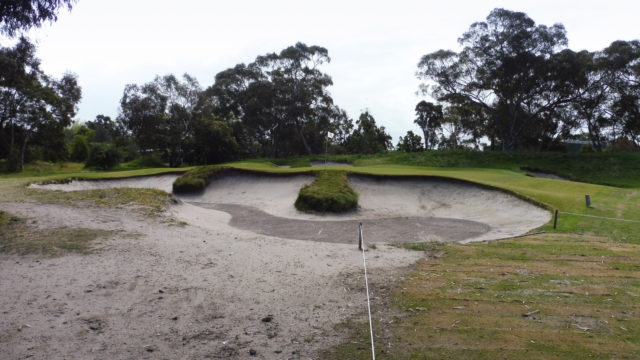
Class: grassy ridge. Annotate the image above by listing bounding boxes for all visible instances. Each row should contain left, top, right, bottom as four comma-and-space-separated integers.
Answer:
172, 165, 222, 193
295, 171, 358, 213
334, 151, 640, 188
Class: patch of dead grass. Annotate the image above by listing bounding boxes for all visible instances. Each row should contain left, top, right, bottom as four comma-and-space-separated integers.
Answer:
0, 210, 114, 256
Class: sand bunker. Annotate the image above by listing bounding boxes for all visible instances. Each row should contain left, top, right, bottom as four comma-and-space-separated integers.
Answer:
33, 172, 550, 243
30, 174, 180, 193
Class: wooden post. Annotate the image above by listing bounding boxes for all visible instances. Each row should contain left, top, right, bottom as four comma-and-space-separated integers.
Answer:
585, 194, 591, 207
358, 222, 363, 250
553, 209, 558, 229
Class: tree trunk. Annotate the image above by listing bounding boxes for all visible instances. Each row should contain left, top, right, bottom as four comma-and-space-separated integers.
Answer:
421, 128, 430, 150
295, 120, 312, 155
19, 133, 30, 171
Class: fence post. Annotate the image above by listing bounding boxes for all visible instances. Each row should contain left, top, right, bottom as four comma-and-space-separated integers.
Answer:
553, 209, 558, 229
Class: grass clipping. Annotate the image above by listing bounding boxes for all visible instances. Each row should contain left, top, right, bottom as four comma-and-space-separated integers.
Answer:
295, 171, 358, 213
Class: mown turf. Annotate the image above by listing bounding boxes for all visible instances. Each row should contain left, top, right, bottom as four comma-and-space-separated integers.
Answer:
325, 234, 640, 359
331, 151, 640, 188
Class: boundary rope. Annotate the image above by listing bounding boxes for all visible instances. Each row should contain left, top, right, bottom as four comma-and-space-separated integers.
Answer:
359, 223, 376, 360
558, 211, 640, 223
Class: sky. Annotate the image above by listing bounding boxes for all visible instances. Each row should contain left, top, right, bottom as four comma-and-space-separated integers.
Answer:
18, 0, 640, 142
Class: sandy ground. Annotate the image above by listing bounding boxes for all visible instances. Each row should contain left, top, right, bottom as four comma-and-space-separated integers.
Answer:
1, 172, 550, 359
0, 201, 420, 360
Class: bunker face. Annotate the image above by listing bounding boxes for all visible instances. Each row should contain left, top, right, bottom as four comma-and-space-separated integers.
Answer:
349, 176, 550, 242
29, 174, 179, 194
34, 172, 549, 243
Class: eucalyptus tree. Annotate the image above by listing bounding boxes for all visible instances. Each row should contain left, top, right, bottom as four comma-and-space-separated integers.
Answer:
0, 0, 75, 37
204, 43, 338, 157
345, 111, 392, 154
417, 8, 580, 150
396, 130, 423, 152
604, 40, 640, 146
0, 37, 81, 170
414, 100, 443, 150
118, 73, 202, 166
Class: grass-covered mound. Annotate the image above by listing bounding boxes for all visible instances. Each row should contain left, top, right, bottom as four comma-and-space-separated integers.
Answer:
295, 170, 358, 213
172, 165, 223, 193
335, 150, 640, 188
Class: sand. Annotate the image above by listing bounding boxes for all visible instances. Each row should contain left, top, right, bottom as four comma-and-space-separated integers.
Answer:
1, 172, 550, 359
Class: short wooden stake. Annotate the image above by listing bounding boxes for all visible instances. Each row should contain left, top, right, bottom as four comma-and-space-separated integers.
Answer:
358, 222, 363, 250
585, 194, 591, 207
553, 209, 558, 229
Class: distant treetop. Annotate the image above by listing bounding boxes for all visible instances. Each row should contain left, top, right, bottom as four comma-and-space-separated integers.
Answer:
0, 0, 76, 37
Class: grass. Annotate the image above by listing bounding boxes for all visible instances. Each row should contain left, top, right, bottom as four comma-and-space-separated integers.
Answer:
0, 210, 113, 256
295, 170, 358, 213
172, 165, 222, 193
27, 187, 177, 217
333, 150, 640, 188
324, 234, 640, 359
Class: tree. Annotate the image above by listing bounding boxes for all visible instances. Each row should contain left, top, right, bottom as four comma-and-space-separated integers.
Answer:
414, 101, 443, 150
0, 38, 81, 170
0, 0, 75, 37
185, 115, 239, 164
397, 130, 423, 152
70, 134, 88, 161
203, 43, 339, 157
417, 8, 579, 150
345, 111, 392, 154
86, 114, 120, 143
604, 41, 640, 146
118, 73, 201, 166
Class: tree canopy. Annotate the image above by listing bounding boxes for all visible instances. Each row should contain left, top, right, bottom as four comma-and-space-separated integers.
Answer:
417, 8, 640, 151
0, 0, 75, 37
0, 37, 81, 170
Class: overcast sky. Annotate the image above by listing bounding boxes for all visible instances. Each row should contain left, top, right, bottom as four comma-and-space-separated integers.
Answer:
21, 0, 640, 141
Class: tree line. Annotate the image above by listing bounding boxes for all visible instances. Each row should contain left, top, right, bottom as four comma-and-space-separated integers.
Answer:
412, 8, 640, 152
2, 4, 640, 171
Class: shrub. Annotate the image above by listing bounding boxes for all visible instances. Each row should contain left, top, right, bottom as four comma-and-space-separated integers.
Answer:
172, 165, 222, 193
295, 171, 358, 213
70, 135, 89, 162
124, 154, 166, 168
85, 143, 122, 170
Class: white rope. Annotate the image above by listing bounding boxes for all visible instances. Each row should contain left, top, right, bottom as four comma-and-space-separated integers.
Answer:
359, 223, 376, 360
559, 211, 640, 223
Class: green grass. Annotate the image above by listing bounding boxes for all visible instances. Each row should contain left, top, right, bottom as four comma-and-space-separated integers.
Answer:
0, 210, 114, 256
295, 170, 358, 213
172, 165, 223, 193
324, 234, 640, 359
333, 150, 640, 188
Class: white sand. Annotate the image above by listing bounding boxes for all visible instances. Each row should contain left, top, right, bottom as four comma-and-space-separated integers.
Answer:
29, 174, 180, 193
178, 173, 549, 242
0, 201, 419, 359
